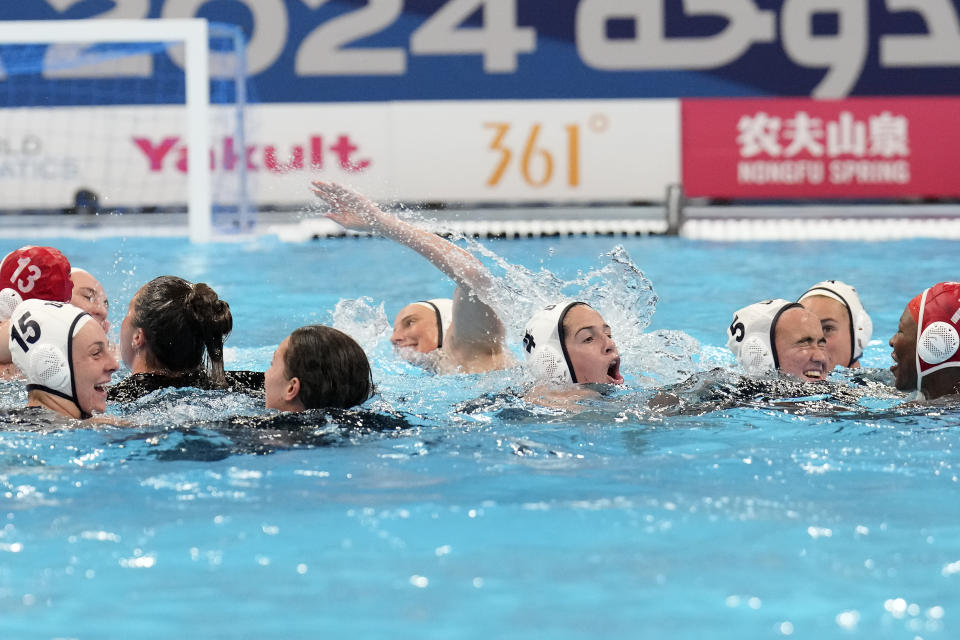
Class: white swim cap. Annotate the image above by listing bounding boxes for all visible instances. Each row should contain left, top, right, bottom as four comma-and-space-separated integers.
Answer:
523, 301, 587, 384
727, 299, 802, 376
9, 299, 91, 410
415, 298, 453, 349
799, 280, 873, 365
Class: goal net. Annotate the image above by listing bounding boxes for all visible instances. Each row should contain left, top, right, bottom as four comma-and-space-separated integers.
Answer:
0, 19, 251, 242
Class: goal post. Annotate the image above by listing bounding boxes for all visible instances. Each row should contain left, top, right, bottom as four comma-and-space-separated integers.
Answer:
0, 18, 215, 242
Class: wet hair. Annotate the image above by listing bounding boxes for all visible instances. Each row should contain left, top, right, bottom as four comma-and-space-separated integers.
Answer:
283, 325, 373, 409
132, 276, 233, 386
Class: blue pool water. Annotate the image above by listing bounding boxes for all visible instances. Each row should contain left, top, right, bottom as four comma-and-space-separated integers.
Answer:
1, 234, 958, 639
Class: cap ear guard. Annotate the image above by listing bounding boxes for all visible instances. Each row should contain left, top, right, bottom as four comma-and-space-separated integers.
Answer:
917, 321, 960, 366
737, 336, 774, 376
0, 288, 24, 322
26, 343, 71, 392
524, 334, 571, 384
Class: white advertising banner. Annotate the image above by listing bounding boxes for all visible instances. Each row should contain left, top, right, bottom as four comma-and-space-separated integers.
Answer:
390, 99, 680, 202
0, 99, 679, 211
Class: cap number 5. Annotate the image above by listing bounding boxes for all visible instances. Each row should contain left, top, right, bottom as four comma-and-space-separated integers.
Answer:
729, 316, 746, 342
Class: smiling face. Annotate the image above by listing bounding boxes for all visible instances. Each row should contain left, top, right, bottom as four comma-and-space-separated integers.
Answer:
561, 305, 623, 384
889, 307, 918, 391
391, 304, 439, 354
70, 270, 110, 333
72, 320, 118, 415
773, 307, 829, 381
802, 295, 853, 369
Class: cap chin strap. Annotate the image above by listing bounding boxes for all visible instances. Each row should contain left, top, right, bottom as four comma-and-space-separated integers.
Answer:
557, 302, 583, 384
916, 288, 928, 394
420, 300, 443, 349
25, 384, 88, 419
768, 303, 803, 371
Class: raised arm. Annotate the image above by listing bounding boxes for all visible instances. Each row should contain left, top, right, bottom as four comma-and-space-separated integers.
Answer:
312, 181, 495, 294
311, 181, 505, 349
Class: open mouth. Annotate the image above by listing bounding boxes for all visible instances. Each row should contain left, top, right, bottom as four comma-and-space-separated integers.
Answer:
93, 381, 109, 395
606, 357, 624, 384
803, 368, 826, 381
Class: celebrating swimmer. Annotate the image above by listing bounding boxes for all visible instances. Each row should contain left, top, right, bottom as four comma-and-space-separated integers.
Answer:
798, 280, 872, 370
265, 325, 373, 411
727, 299, 829, 381
70, 268, 110, 334
890, 282, 960, 400
0, 246, 75, 373
523, 301, 624, 385
8, 299, 118, 419
311, 181, 514, 374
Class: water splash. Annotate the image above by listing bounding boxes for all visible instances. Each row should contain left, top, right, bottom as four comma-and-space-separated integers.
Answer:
331, 296, 390, 351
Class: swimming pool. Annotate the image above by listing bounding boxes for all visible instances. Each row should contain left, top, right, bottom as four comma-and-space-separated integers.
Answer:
1, 233, 957, 639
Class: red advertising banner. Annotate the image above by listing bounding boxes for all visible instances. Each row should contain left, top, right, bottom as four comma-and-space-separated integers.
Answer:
682, 98, 960, 199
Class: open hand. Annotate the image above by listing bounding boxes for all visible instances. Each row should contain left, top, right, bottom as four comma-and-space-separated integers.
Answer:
310, 181, 385, 232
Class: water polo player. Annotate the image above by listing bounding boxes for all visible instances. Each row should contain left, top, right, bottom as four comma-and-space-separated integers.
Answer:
70, 268, 110, 334
265, 325, 374, 411
727, 299, 829, 381
798, 280, 872, 370
890, 281, 960, 400
312, 181, 514, 374
109, 275, 262, 402
392, 298, 453, 354
523, 301, 623, 385
0, 245, 75, 371
8, 299, 118, 419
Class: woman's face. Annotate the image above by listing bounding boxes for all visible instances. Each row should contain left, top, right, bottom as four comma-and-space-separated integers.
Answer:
391, 304, 439, 354
889, 307, 918, 391
562, 305, 623, 384
119, 287, 143, 368
70, 270, 110, 333
802, 295, 853, 369
265, 337, 296, 411
72, 321, 118, 415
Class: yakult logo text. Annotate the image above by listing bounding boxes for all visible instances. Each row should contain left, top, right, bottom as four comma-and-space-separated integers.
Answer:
736, 111, 910, 187
132, 134, 371, 174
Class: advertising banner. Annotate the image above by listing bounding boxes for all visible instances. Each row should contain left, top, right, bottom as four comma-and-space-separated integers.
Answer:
2, 1, 960, 103
392, 99, 678, 202
0, 99, 678, 209
682, 98, 960, 199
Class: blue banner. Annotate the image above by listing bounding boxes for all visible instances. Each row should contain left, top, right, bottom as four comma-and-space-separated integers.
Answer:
2, 0, 960, 102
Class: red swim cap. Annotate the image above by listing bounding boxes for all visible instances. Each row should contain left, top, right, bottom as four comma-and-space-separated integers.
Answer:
914, 282, 960, 387
0, 246, 73, 303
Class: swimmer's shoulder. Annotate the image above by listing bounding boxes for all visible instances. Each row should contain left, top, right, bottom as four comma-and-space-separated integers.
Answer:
0, 362, 21, 380
0, 406, 82, 431
524, 384, 602, 410
108, 370, 264, 402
